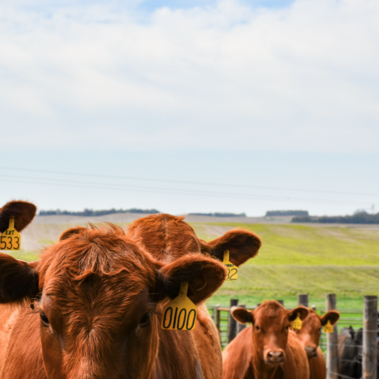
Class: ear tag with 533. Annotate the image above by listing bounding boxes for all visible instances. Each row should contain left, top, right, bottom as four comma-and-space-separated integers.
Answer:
323, 320, 334, 333
223, 250, 238, 281
161, 282, 197, 331
292, 313, 303, 330
0, 217, 21, 251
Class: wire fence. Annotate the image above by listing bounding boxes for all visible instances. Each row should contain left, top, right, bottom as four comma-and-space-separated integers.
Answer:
208, 294, 379, 379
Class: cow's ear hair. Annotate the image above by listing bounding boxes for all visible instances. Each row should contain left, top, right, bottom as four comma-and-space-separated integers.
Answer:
59, 227, 87, 241
199, 229, 261, 267
154, 254, 227, 305
320, 311, 340, 326
232, 307, 254, 324
288, 306, 309, 322
0, 253, 39, 304
0, 201, 37, 233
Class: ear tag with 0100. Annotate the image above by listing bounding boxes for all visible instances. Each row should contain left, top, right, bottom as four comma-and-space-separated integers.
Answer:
323, 320, 334, 333
223, 250, 238, 281
0, 217, 21, 251
291, 313, 303, 330
161, 281, 197, 331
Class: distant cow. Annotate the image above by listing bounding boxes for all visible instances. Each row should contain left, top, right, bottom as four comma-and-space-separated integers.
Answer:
338, 328, 379, 379
126, 213, 262, 378
294, 309, 339, 379
0, 203, 228, 378
222, 301, 310, 379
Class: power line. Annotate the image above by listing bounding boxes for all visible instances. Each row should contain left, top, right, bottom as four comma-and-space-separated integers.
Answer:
0, 166, 377, 197
0, 175, 373, 207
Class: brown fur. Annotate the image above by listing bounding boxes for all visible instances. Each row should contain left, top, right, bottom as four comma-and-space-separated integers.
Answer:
126, 213, 261, 266
223, 301, 310, 379
0, 201, 37, 232
0, 224, 227, 379
126, 213, 262, 379
294, 309, 339, 379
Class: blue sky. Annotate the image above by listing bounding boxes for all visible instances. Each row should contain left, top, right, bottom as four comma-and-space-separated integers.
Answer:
0, 0, 378, 216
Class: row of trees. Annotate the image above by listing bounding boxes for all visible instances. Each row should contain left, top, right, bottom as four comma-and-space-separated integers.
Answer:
292, 211, 379, 224
39, 208, 160, 217
265, 210, 309, 217
188, 212, 246, 217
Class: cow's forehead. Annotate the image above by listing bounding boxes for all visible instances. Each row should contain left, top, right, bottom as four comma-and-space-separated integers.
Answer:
254, 301, 288, 325
301, 310, 321, 330
127, 214, 201, 260
39, 225, 156, 298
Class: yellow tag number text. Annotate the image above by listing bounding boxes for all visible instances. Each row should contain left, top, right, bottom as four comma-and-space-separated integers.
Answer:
223, 250, 238, 281
0, 217, 21, 251
161, 282, 198, 331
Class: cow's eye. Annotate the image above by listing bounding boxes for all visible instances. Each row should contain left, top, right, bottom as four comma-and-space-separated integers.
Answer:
139, 312, 150, 327
40, 312, 50, 326
286, 325, 290, 330
255, 326, 260, 331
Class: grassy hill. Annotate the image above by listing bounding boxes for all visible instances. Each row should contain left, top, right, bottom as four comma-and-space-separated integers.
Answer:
5, 221, 379, 309
191, 223, 379, 308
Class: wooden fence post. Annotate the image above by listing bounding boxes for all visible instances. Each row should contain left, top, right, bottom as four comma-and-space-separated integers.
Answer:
216, 307, 221, 334
298, 294, 309, 308
363, 296, 377, 379
228, 299, 238, 343
277, 300, 284, 306
237, 304, 246, 334
212, 305, 217, 323
326, 294, 338, 379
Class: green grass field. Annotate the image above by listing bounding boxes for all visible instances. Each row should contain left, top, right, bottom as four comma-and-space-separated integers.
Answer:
7, 221, 379, 311
191, 223, 379, 310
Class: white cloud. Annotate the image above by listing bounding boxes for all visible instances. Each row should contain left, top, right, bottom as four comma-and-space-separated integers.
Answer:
0, 0, 378, 152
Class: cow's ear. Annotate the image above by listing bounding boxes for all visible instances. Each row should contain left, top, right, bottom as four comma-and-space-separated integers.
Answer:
231, 307, 254, 324
154, 254, 227, 304
0, 201, 37, 233
200, 229, 261, 267
288, 306, 309, 322
0, 253, 39, 304
59, 227, 87, 241
320, 311, 340, 326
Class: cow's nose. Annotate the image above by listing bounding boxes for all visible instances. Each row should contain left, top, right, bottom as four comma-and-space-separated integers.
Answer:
267, 351, 285, 364
304, 346, 318, 358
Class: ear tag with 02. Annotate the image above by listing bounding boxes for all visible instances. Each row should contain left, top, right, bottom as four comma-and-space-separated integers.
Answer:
292, 313, 303, 330
223, 250, 238, 281
323, 320, 334, 333
0, 217, 21, 251
161, 281, 197, 331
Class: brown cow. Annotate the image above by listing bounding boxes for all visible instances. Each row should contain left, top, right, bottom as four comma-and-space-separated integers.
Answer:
0, 218, 227, 378
294, 309, 340, 379
126, 213, 262, 378
222, 301, 310, 379
125, 213, 262, 266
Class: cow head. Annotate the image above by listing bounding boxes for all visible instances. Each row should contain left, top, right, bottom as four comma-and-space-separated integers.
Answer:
294, 309, 339, 358
0, 224, 226, 379
126, 214, 261, 266
232, 301, 309, 365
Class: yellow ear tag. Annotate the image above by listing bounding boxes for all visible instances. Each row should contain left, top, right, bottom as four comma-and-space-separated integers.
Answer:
0, 217, 21, 251
292, 313, 303, 330
161, 282, 197, 331
223, 250, 238, 281
323, 320, 334, 333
